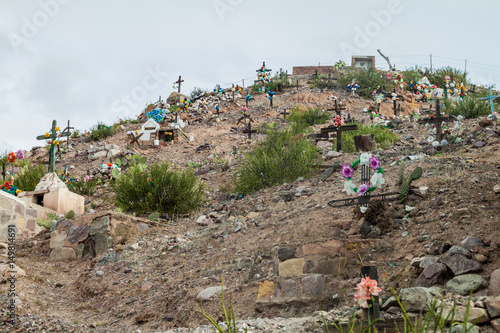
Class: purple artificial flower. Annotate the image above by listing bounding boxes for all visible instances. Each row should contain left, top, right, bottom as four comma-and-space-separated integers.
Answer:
15, 149, 24, 160
341, 165, 354, 179
369, 156, 380, 170
357, 183, 370, 196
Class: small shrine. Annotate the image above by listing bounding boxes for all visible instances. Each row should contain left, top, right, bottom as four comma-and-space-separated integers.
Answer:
127, 118, 179, 148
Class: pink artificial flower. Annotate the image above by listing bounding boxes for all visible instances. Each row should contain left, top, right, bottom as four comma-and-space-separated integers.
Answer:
15, 149, 24, 160
354, 277, 382, 308
357, 183, 370, 196
494, 111, 498, 117
83, 175, 90, 183
334, 121, 339, 127
368, 156, 381, 170
341, 165, 354, 179
242, 106, 248, 112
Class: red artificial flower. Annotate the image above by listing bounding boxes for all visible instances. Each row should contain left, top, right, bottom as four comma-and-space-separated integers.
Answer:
7, 152, 16, 163
3, 182, 11, 190
107, 162, 112, 167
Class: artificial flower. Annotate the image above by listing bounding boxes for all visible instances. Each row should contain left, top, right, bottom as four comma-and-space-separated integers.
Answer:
15, 149, 24, 160
343, 179, 357, 195
359, 153, 372, 166
107, 163, 112, 167
354, 276, 382, 308
3, 182, 11, 190
370, 172, 386, 188
341, 165, 354, 179
368, 156, 381, 170
45, 132, 50, 138
7, 152, 16, 163
357, 183, 370, 196
55, 127, 60, 131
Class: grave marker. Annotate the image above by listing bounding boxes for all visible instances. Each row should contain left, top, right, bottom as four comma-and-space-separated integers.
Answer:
1, 163, 5, 181
267, 91, 275, 107
479, 86, 500, 115
36, 120, 71, 173
173, 75, 184, 93
280, 108, 290, 121
386, 88, 402, 116
417, 99, 455, 142
62, 120, 74, 148
129, 132, 144, 147
237, 113, 256, 140
320, 123, 358, 152
406, 97, 420, 114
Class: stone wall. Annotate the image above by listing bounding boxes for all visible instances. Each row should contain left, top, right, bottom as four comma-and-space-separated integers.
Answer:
47, 211, 140, 261
292, 66, 336, 75
0, 190, 52, 241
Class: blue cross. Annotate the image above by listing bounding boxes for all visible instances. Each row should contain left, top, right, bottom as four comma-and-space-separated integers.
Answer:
479, 87, 500, 115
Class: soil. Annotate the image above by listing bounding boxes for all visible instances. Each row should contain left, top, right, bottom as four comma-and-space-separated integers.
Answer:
2, 85, 499, 333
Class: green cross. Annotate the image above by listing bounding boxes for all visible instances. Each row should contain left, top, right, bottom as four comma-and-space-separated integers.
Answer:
479, 87, 500, 115
36, 120, 71, 173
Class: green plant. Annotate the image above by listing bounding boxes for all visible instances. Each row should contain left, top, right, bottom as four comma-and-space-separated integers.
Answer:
148, 212, 160, 222
311, 74, 334, 90
190, 87, 208, 100
71, 130, 81, 139
37, 212, 57, 229
112, 161, 204, 215
233, 128, 319, 195
288, 106, 330, 129
88, 122, 117, 141
445, 97, 491, 119
13, 162, 47, 191
200, 281, 244, 333
337, 67, 390, 97
397, 163, 423, 204
187, 161, 202, 168
91, 202, 97, 209
64, 210, 75, 219
340, 124, 399, 153
70, 177, 98, 196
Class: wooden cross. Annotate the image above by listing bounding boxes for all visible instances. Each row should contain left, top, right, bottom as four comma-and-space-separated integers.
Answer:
129, 132, 144, 148
417, 99, 455, 142
312, 162, 342, 181
1, 163, 6, 181
386, 88, 402, 116
232, 84, 235, 103
479, 87, 500, 115
328, 164, 400, 208
361, 266, 380, 319
173, 75, 184, 93
406, 97, 420, 113
281, 109, 290, 121
320, 124, 358, 152
237, 114, 255, 140
62, 120, 74, 148
326, 99, 347, 117
36, 120, 71, 173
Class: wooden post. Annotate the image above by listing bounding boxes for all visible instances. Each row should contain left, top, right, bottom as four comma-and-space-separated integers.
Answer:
174, 75, 184, 93
1, 163, 5, 181
361, 266, 380, 319
232, 84, 235, 103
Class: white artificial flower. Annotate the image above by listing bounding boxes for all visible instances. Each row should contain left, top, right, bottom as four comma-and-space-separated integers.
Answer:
370, 172, 385, 188
343, 180, 357, 195
360, 206, 368, 213
359, 152, 372, 166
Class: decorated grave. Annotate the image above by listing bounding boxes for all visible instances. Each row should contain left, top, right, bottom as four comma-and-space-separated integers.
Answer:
127, 118, 179, 148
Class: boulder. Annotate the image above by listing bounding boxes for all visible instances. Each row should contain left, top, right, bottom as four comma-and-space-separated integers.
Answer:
197, 286, 226, 301
490, 268, 500, 296
302, 240, 346, 257
50, 247, 76, 261
278, 247, 296, 262
279, 258, 305, 276
460, 236, 484, 251
257, 280, 275, 300
485, 297, 500, 319
441, 305, 489, 324
445, 274, 487, 295
399, 287, 433, 312
302, 275, 325, 296
439, 254, 481, 276
413, 263, 449, 288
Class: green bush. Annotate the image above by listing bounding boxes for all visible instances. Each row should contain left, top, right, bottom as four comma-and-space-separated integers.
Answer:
267, 73, 292, 92
310, 75, 334, 90
288, 106, 330, 129
14, 162, 46, 191
190, 87, 208, 100
337, 67, 390, 97
233, 129, 319, 195
445, 97, 491, 118
401, 66, 468, 90
88, 122, 117, 141
112, 161, 204, 215
64, 210, 75, 219
70, 177, 99, 196
340, 124, 400, 153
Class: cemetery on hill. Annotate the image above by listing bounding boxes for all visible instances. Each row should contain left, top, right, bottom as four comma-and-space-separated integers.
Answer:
1, 57, 500, 333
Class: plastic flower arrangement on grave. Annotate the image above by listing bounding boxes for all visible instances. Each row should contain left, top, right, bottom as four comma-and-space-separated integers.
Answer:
267, 91, 275, 100
242, 106, 248, 114
177, 99, 192, 112
347, 83, 359, 91
83, 175, 90, 183
373, 93, 384, 104
15, 149, 24, 160
213, 87, 224, 95
341, 153, 385, 197
245, 94, 253, 102
334, 60, 346, 69
7, 152, 16, 163
147, 108, 166, 123
333, 115, 345, 128
354, 276, 382, 308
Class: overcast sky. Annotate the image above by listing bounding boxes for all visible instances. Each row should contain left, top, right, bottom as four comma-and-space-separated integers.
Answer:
1, 0, 499, 152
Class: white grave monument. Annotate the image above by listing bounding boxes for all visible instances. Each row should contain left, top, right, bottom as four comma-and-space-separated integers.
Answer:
138, 118, 160, 140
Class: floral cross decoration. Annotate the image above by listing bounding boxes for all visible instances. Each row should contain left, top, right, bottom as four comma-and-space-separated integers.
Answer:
341, 153, 385, 196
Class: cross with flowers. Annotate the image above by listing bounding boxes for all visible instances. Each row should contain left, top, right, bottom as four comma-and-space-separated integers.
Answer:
328, 153, 400, 210
36, 120, 71, 173
417, 99, 455, 142
478, 86, 500, 116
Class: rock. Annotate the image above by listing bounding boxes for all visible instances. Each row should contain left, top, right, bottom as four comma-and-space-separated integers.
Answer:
94, 234, 110, 256
490, 269, 500, 295
302, 275, 325, 296
50, 247, 76, 261
49, 220, 58, 232
479, 119, 494, 127
381, 296, 398, 309
67, 225, 90, 243
360, 221, 371, 236
419, 256, 439, 269
280, 279, 299, 298
446, 274, 487, 295
136, 223, 149, 233
107, 149, 121, 158
316, 141, 331, 148
199, 219, 213, 227
278, 247, 296, 262
197, 286, 226, 301
89, 216, 111, 235
447, 246, 473, 259
95, 270, 104, 277
410, 257, 424, 268
302, 240, 346, 256
273, 201, 287, 212
442, 305, 489, 324
439, 254, 481, 276
475, 254, 488, 263
315, 257, 348, 276
460, 236, 484, 251
257, 280, 275, 300
325, 151, 341, 160
490, 319, 500, 333
451, 323, 479, 333
413, 263, 449, 288
472, 141, 486, 148
92, 150, 108, 160
494, 184, 500, 194
49, 230, 67, 249
130, 243, 139, 250
279, 258, 305, 276
485, 297, 500, 318
429, 240, 451, 255
247, 212, 261, 220
399, 287, 433, 312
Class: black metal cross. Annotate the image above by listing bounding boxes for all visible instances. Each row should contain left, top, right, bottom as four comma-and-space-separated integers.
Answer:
328, 164, 399, 208
237, 114, 256, 140
417, 99, 455, 142
173, 75, 184, 93
281, 109, 290, 121
320, 123, 358, 152
326, 99, 346, 117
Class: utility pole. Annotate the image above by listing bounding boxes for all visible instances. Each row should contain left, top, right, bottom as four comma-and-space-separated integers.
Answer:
464, 59, 467, 80
430, 54, 432, 72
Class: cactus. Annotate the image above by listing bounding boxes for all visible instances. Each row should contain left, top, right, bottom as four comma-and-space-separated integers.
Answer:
398, 165, 423, 204
397, 161, 405, 186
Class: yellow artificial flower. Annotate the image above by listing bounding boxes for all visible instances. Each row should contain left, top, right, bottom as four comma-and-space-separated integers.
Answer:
54, 141, 59, 145
55, 127, 60, 131
16, 189, 21, 195
45, 132, 50, 137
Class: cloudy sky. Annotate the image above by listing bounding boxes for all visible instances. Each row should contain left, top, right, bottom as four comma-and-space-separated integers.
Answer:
1, 0, 499, 152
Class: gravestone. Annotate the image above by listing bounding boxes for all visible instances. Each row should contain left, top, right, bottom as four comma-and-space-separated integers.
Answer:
138, 119, 160, 141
